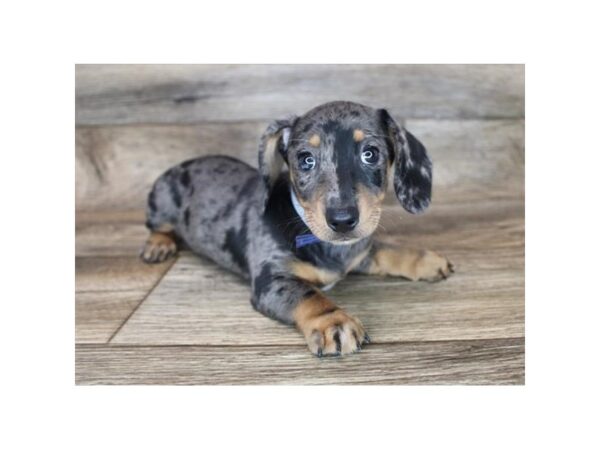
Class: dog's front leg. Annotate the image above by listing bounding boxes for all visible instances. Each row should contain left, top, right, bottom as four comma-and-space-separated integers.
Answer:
251, 270, 368, 356
357, 242, 454, 282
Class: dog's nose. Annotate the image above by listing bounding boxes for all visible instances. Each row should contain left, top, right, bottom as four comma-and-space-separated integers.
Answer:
325, 207, 359, 233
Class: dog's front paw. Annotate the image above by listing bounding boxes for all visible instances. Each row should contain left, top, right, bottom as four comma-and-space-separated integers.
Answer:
415, 250, 454, 282
300, 309, 369, 357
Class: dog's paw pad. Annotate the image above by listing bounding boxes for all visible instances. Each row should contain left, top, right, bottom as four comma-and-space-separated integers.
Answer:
302, 309, 369, 357
416, 251, 454, 282
140, 233, 177, 264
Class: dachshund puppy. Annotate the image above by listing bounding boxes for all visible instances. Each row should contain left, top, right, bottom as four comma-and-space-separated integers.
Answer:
141, 101, 453, 356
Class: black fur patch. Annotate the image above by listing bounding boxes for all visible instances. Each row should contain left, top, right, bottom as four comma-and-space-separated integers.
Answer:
184, 207, 190, 227
370, 169, 383, 188
169, 181, 182, 208
148, 190, 157, 212
323, 121, 357, 206
377, 109, 396, 164
253, 263, 273, 300
221, 211, 249, 273
180, 170, 190, 188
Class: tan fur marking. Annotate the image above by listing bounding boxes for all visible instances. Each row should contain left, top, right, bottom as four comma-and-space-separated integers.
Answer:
290, 260, 341, 286
293, 292, 338, 326
353, 129, 365, 142
346, 249, 371, 273
147, 231, 176, 247
293, 292, 367, 356
368, 247, 454, 281
297, 185, 332, 241
141, 231, 178, 263
308, 134, 321, 147
355, 185, 383, 237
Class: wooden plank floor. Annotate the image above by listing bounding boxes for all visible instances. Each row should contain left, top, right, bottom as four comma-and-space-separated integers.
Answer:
75, 64, 524, 384
77, 339, 524, 385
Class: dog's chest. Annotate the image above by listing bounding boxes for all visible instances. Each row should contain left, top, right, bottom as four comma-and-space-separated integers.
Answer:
290, 239, 371, 288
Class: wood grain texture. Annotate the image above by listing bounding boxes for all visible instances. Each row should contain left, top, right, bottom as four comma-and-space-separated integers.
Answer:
76, 256, 174, 343
76, 210, 146, 256
76, 338, 524, 385
75, 64, 524, 125
76, 119, 523, 211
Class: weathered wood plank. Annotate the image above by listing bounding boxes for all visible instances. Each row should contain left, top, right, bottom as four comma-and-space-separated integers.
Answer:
76, 338, 524, 385
76, 256, 174, 343
112, 200, 524, 346
75, 65, 524, 125
75, 122, 263, 212
76, 212, 146, 257
76, 119, 523, 211
379, 198, 524, 249
407, 119, 525, 201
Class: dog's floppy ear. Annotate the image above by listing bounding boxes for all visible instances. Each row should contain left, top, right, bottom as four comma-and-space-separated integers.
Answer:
379, 109, 432, 214
258, 116, 298, 192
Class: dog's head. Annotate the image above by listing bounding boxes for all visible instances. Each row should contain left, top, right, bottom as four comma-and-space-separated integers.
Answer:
258, 101, 432, 244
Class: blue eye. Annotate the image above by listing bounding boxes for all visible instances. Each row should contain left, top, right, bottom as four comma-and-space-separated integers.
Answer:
299, 153, 316, 171
361, 146, 379, 165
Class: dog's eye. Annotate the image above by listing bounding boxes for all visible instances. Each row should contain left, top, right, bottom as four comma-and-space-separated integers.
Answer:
298, 152, 316, 171
361, 147, 379, 165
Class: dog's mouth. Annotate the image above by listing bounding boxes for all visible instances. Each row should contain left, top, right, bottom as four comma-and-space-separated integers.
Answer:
328, 234, 365, 245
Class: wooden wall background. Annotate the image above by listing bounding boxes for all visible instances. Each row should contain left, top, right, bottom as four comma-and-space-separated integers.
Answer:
75, 64, 525, 384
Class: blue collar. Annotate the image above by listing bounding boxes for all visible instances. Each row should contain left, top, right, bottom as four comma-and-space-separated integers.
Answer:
295, 233, 321, 248
291, 189, 321, 248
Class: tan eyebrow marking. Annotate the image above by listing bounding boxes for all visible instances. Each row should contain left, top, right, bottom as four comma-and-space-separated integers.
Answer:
308, 134, 321, 147
353, 129, 365, 142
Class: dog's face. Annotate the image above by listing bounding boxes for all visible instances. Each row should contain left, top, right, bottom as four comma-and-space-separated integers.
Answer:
259, 101, 432, 244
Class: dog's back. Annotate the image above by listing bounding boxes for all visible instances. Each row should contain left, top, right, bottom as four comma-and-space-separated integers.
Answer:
145, 155, 261, 276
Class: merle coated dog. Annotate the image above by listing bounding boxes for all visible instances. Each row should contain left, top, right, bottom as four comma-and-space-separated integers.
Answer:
141, 101, 454, 357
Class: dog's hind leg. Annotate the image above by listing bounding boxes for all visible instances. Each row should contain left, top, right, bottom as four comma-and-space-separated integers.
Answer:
140, 224, 178, 264
140, 230, 177, 264
140, 171, 183, 264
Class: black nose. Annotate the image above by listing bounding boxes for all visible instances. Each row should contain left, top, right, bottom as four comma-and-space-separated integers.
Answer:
325, 207, 359, 233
